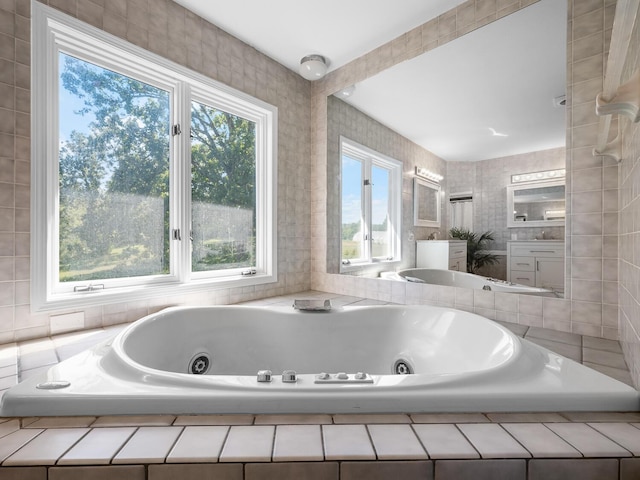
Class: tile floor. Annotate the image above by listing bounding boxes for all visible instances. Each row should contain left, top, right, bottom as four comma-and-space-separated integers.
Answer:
0, 291, 637, 479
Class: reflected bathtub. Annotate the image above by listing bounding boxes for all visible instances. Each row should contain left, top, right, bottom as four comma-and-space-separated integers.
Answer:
1, 305, 637, 416
385, 268, 556, 295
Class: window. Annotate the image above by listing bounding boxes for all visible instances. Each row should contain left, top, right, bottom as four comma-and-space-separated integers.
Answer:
32, 4, 277, 311
340, 138, 402, 269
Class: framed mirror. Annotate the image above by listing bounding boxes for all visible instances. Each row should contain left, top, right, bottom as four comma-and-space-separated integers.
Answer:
507, 179, 565, 228
414, 178, 441, 227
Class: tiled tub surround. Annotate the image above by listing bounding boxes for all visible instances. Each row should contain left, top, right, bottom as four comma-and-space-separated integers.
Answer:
0, 292, 636, 478
0, 413, 640, 479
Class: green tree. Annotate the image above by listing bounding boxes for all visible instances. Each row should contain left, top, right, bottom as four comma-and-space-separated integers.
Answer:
58, 53, 257, 280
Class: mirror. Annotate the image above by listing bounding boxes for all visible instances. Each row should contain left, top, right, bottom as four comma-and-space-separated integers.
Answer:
326, 0, 567, 288
507, 180, 565, 228
414, 178, 441, 227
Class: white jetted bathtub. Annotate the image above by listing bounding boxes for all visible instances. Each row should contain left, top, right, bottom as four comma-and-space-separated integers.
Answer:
385, 268, 556, 295
1, 304, 637, 416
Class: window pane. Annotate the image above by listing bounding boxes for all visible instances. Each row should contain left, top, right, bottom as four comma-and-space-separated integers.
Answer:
58, 53, 171, 283
341, 154, 363, 260
191, 101, 256, 272
371, 165, 390, 258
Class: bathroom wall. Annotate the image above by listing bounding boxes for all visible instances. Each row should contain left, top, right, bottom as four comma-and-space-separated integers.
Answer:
0, 0, 312, 343
447, 147, 566, 250
312, 0, 622, 342
326, 96, 446, 276
618, 4, 640, 387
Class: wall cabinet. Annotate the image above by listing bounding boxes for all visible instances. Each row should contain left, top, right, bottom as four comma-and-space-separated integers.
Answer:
416, 240, 467, 272
507, 241, 564, 291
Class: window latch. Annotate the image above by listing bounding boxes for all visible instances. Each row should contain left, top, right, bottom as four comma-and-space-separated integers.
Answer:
363, 179, 373, 186
342, 259, 351, 265
241, 269, 257, 276
172, 229, 181, 241
172, 124, 181, 136
73, 284, 104, 293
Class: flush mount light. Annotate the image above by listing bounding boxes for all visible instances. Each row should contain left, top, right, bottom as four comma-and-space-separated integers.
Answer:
299, 54, 328, 81
334, 84, 356, 99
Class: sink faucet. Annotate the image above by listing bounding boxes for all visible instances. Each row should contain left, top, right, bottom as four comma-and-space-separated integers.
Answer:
427, 231, 439, 240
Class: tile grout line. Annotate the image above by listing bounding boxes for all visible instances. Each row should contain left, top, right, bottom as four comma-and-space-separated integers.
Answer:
453, 423, 482, 459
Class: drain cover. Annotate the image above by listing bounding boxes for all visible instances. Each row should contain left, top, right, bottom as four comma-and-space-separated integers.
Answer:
393, 360, 413, 375
189, 353, 211, 375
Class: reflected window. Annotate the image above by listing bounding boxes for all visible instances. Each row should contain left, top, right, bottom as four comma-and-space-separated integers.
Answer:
340, 137, 401, 267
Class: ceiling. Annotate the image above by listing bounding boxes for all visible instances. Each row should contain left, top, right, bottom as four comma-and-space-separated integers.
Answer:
172, 0, 566, 162
172, 0, 467, 73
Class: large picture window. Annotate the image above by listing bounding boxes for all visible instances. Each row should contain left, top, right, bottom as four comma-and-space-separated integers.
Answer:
340, 138, 402, 269
32, 4, 277, 311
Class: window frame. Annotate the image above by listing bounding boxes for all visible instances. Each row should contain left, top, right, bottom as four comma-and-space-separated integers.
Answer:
31, 3, 278, 312
339, 137, 402, 272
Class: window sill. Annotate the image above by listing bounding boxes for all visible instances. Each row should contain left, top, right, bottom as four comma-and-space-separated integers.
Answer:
32, 273, 278, 313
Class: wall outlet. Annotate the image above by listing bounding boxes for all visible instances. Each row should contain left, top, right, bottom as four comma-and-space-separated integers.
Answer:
50, 311, 85, 335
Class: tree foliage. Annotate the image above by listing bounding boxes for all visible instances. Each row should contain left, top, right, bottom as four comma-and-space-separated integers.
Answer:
58, 54, 256, 281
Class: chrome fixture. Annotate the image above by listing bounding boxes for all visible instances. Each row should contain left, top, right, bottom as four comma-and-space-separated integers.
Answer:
256, 370, 272, 382
282, 370, 297, 383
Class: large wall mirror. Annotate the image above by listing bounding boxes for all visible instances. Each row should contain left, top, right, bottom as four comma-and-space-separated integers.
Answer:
326, 0, 567, 286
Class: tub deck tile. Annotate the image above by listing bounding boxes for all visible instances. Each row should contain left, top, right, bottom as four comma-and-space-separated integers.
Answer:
92, 416, 176, 427
0, 419, 21, 438
562, 412, 640, 423
255, 414, 332, 425
588, 423, 640, 455
26, 417, 96, 429
457, 423, 531, 458
0, 429, 45, 463
410, 413, 490, 424
57, 427, 136, 465
173, 415, 254, 426
322, 425, 376, 460
501, 423, 581, 458
111, 426, 183, 464
545, 423, 632, 457
3, 428, 89, 466
166, 426, 229, 463
273, 425, 324, 462
486, 413, 569, 423
219, 425, 275, 463
367, 424, 428, 460
412, 424, 479, 459
332, 414, 410, 424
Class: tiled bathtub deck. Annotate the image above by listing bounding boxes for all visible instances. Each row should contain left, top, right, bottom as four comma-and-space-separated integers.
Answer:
0, 291, 637, 479
0, 413, 640, 479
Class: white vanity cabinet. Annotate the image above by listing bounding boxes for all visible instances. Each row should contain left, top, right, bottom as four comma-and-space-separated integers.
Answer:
416, 240, 467, 272
507, 241, 564, 290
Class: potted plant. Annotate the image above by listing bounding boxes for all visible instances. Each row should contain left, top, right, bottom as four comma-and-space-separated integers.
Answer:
449, 227, 499, 274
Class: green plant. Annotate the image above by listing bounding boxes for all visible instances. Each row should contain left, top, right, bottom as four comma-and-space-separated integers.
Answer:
449, 227, 499, 274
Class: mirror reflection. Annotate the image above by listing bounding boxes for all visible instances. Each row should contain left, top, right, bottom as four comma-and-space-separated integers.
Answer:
507, 181, 566, 228
328, 0, 567, 296
414, 178, 441, 228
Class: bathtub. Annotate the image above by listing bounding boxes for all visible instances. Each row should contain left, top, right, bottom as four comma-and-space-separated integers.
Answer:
1, 305, 637, 416
384, 268, 556, 295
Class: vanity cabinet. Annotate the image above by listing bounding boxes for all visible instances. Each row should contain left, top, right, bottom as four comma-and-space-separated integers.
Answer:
507, 241, 564, 290
416, 240, 467, 272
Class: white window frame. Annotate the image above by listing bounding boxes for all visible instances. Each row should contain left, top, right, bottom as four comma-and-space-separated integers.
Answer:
339, 137, 402, 271
31, 3, 277, 312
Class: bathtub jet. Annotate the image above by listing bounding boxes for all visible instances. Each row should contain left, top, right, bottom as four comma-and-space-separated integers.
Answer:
1, 304, 637, 416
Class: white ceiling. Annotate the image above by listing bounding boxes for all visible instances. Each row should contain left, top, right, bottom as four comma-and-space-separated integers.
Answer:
343, 0, 567, 161
172, 0, 467, 73
172, 0, 566, 162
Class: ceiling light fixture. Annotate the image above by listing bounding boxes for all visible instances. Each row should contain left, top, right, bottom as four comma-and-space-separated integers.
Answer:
335, 84, 356, 99
299, 54, 328, 81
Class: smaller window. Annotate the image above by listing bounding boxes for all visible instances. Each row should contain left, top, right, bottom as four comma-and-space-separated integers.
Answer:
340, 137, 402, 269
